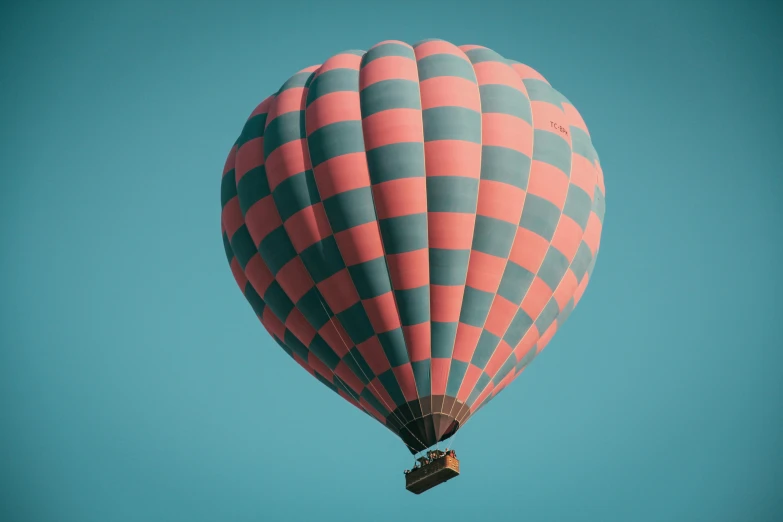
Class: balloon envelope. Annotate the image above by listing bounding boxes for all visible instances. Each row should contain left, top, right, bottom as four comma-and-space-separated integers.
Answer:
220, 39, 605, 453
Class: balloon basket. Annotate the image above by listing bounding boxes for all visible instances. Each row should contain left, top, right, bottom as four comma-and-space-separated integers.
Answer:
405, 455, 460, 494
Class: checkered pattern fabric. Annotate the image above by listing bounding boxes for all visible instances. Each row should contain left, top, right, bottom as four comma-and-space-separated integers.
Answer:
220, 39, 605, 453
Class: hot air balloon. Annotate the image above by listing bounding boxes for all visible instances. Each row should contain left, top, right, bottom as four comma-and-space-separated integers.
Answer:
220, 39, 605, 494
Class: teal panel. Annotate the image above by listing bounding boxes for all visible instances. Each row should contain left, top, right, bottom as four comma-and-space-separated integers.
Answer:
532, 129, 572, 176
394, 286, 430, 326
362, 43, 415, 65
306, 68, 359, 106
431, 321, 458, 358
359, 79, 421, 117
322, 187, 377, 233
272, 170, 320, 222
480, 146, 531, 189
365, 143, 426, 182
307, 120, 366, 167
426, 176, 479, 213
478, 84, 532, 122
377, 328, 410, 367
429, 248, 470, 286
348, 257, 393, 299
416, 54, 477, 82
458, 287, 494, 327
422, 106, 482, 143
378, 214, 428, 254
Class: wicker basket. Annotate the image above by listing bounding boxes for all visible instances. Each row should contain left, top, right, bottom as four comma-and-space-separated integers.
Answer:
405, 456, 460, 494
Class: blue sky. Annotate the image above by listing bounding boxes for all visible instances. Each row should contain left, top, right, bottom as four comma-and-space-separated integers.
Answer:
2, 1, 781, 521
